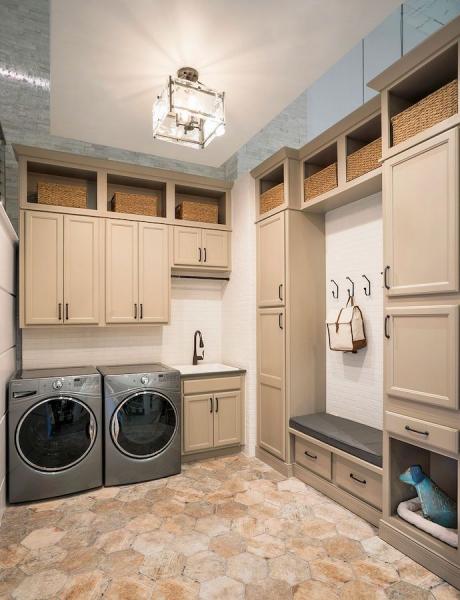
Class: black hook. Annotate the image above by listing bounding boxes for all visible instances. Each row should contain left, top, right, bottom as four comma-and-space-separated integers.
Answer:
330, 279, 339, 299
362, 274, 371, 296
346, 276, 354, 299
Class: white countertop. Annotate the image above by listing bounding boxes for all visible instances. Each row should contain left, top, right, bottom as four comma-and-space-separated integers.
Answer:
172, 363, 242, 376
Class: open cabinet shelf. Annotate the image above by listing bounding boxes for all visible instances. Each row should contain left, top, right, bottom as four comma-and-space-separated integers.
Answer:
107, 173, 167, 219
174, 184, 227, 227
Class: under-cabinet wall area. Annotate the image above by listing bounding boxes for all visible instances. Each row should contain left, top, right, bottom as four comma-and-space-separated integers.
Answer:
325, 192, 383, 429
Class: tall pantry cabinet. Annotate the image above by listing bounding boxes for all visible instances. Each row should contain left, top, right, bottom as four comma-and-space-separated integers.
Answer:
369, 20, 460, 588
253, 149, 325, 468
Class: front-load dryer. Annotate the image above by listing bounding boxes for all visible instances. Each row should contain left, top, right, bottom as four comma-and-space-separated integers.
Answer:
98, 363, 181, 486
8, 367, 102, 503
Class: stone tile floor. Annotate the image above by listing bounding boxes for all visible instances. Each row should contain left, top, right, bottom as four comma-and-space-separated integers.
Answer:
0, 453, 458, 599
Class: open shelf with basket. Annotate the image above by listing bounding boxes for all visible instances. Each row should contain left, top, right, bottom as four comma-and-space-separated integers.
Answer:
107, 173, 166, 218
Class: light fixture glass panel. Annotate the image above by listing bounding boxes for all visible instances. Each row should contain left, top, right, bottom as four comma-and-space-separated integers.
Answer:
152, 69, 225, 149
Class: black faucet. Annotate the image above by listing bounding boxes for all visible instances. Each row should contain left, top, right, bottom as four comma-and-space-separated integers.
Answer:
193, 330, 205, 365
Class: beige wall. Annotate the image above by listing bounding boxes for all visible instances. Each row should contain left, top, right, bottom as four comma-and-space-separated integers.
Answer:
0, 205, 17, 520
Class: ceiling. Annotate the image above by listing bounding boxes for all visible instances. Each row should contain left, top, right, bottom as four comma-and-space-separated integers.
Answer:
50, 0, 400, 168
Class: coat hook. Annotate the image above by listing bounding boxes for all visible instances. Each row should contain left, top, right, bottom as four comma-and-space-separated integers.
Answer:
330, 279, 339, 299
362, 274, 371, 296
346, 276, 355, 299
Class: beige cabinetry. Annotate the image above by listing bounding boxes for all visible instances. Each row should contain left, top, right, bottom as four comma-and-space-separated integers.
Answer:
385, 305, 458, 410
257, 212, 285, 307
106, 219, 170, 324
383, 129, 459, 297
258, 308, 285, 460
182, 375, 244, 455
22, 210, 101, 326
173, 226, 230, 269
63, 215, 101, 325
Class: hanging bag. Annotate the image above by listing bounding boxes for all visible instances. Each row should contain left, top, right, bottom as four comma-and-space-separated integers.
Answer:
327, 296, 367, 353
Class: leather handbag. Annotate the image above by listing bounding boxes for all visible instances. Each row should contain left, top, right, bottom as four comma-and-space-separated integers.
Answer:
326, 296, 367, 353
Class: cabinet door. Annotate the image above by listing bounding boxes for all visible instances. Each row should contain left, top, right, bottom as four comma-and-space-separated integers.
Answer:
257, 212, 285, 307
63, 215, 101, 325
183, 394, 214, 453
214, 391, 241, 447
258, 308, 286, 460
139, 223, 170, 323
173, 226, 202, 266
24, 211, 63, 325
106, 219, 138, 324
384, 129, 459, 296
202, 230, 229, 269
385, 305, 459, 409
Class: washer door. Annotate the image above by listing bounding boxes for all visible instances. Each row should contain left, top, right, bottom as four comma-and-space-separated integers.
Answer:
16, 397, 97, 472
111, 391, 177, 459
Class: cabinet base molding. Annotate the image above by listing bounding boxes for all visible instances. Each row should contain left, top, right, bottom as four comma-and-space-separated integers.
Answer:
380, 518, 460, 589
255, 446, 293, 477
293, 463, 381, 527
182, 445, 243, 463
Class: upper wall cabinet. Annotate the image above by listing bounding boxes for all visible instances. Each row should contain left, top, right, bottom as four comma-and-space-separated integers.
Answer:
368, 24, 460, 160
106, 219, 170, 324
172, 226, 230, 270
21, 211, 101, 326
257, 212, 285, 308
383, 128, 459, 296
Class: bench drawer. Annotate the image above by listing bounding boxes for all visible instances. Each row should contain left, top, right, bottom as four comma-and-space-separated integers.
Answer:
335, 456, 382, 509
295, 437, 332, 480
385, 411, 458, 455
183, 376, 241, 395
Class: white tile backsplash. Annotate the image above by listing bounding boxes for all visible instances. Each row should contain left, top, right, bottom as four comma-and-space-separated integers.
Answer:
22, 279, 224, 369
325, 193, 383, 430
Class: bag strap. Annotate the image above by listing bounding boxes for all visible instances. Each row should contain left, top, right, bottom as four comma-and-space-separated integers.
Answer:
335, 308, 343, 333
346, 294, 354, 307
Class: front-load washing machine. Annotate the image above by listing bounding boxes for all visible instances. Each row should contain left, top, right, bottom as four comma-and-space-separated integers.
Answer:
98, 363, 181, 486
8, 367, 102, 503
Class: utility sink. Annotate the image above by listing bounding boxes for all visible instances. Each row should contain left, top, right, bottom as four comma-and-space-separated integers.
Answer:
172, 363, 241, 376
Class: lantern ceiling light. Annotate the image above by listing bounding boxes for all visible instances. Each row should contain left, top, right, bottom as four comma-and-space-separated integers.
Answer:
152, 67, 225, 149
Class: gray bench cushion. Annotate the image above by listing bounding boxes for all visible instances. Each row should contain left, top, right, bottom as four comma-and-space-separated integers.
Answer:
289, 412, 383, 468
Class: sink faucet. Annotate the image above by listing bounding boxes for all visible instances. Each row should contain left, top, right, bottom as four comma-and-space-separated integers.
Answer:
193, 330, 205, 365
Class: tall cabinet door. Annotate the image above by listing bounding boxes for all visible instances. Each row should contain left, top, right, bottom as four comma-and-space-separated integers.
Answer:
24, 211, 63, 325
257, 212, 285, 307
202, 230, 229, 268
173, 226, 202, 266
106, 219, 138, 324
139, 223, 170, 323
214, 391, 241, 447
384, 129, 459, 296
258, 308, 286, 460
385, 305, 459, 410
63, 215, 101, 325
183, 394, 214, 453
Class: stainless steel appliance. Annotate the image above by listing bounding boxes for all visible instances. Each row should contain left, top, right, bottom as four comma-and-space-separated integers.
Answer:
97, 363, 181, 486
8, 367, 102, 503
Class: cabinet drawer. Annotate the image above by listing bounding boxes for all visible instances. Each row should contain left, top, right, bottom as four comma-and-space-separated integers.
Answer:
295, 437, 332, 481
183, 376, 241, 395
334, 456, 382, 509
385, 411, 458, 455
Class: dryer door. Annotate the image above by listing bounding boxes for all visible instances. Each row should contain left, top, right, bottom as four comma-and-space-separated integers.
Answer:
16, 396, 97, 472
111, 391, 177, 459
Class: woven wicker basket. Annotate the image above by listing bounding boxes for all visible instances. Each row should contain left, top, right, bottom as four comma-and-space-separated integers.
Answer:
112, 191, 160, 216
260, 182, 284, 214
37, 181, 87, 208
176, 198, 219, 224
304, 163, 338, 201
392, 79, 458, 146
346, 137, 382, 182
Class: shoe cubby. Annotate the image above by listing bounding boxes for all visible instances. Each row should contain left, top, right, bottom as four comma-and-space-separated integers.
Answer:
107, 173, 166, 218
26, 161, 98, 211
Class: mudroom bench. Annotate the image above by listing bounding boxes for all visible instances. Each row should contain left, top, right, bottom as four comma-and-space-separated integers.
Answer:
289, 412, 383, 526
